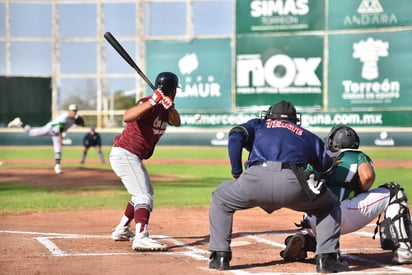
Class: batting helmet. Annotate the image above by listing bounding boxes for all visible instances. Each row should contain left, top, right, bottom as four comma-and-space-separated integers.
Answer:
261, 100, 301, 124
155, 72, 179, 97
326, 124, 360, 151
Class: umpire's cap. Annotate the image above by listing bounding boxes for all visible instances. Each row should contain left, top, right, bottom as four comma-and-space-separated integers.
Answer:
267, 100, 300, 123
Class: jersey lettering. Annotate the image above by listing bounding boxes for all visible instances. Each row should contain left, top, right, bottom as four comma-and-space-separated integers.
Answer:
265, 120, 303, 135
152, 116, 167, 135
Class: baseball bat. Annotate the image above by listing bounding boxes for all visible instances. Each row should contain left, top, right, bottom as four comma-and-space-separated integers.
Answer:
104, 32, 156, 90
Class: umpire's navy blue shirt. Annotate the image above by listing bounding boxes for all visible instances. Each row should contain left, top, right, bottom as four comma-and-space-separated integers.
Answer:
228, 118, 333, 177
83, 132, 102, 147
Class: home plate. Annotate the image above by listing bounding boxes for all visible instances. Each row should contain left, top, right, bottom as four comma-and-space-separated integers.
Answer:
231, 240, 251, 247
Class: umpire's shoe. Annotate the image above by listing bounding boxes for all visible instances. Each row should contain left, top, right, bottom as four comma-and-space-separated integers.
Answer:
209, 251, 231, 270
316, 253, 349, 273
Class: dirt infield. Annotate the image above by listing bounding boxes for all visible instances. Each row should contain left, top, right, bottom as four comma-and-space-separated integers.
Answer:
1, 161, 412, 274
2, 207, 412, 275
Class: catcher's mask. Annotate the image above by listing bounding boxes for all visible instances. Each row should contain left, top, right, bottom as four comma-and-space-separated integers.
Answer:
155, 72, 180, 98
326, 124, 360, 152
260, 100, 301, 124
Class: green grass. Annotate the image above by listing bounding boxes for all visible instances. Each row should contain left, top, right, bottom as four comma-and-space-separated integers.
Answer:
363, 147, 412, 161
361, 147, 412, 189
0, 184, 128, 211
152, 146, 229, 159
0, 146, 231, 213
0, 146, 229, 160
0, 146, 411, 214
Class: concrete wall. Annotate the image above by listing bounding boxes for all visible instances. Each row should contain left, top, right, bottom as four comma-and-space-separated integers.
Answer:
1, 128, 411, 147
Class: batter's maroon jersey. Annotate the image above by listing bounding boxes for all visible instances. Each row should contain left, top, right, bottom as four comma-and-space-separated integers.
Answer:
113, 96, 169, 159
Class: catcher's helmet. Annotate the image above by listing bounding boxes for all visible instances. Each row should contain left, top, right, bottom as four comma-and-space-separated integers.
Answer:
260, 100, 301, 124
155, 72, 179, 97
326, 124, 360, 151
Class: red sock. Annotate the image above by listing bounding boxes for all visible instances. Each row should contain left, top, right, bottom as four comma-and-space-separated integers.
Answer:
134, 205, 150, 233
124, 201, 134, 226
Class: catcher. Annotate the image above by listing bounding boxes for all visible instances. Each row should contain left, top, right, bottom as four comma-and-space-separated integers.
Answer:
8, 103, 85, 174
280, 125, 412, 264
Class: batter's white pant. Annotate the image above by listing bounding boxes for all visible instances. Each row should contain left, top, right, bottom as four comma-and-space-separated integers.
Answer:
25, 123, 62, 159
109, 146, 154, 210
307, 187, 390, 235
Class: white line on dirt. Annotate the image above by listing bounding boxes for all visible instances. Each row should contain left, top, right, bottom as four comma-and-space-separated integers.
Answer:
2, 229, 412, 274
0, 230, 103, 238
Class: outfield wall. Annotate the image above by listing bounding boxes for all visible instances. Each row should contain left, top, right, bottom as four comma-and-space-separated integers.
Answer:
1, 128, 411, 147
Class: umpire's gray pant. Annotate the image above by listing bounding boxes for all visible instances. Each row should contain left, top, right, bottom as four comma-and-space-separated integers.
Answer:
209, 161, 341, 255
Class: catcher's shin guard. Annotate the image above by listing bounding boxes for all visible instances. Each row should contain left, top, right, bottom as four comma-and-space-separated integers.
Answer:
374, 182, 412, 250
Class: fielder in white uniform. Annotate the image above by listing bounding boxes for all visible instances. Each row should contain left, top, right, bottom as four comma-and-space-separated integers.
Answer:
8, 104, 84, 174
281, 125, 412, 264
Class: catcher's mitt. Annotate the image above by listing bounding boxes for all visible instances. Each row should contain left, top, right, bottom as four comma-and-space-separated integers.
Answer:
74, 115, 85, 127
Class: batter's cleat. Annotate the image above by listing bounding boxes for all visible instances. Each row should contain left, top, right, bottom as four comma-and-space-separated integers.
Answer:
209, 251, 231, 270
54, 164, 62, 174
8, 117, 23, 128
132, 232, 168, 251
280, 233, 307, 261
316, 253, 349, 273
393, 247, 412, 264
111, 225, 135, 241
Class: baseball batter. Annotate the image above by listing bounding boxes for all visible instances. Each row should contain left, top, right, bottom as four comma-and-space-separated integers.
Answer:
281, 125, 412, 264
8, 103, 85, 174
208, 100, 349, 273
109, 72, 181, 252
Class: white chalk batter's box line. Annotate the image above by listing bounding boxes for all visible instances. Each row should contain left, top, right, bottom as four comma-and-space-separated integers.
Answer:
1, 230, 412, 275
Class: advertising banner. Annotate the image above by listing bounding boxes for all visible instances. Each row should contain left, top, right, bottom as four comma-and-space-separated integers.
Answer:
179, 110, 412, 128
328, 30, 412, 109
146, 39, 232, 112
236, 34, 323, 110
236, 0, 325, 34
328, 0, 412, 30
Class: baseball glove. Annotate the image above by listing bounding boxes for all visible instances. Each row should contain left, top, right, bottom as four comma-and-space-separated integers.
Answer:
75, 115, 85, 127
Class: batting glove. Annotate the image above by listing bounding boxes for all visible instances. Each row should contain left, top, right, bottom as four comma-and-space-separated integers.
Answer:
161, 96, 174, 110
149, 89, 164, 106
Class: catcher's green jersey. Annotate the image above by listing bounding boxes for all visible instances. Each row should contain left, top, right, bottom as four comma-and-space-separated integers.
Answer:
307, 149, 373, 201
326, 150, 373, 201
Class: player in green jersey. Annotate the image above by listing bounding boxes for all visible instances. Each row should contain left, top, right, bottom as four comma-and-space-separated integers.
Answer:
280, 125, 412, 264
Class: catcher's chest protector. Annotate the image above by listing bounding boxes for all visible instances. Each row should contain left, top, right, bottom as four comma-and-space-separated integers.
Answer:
373, 182, 412, 250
